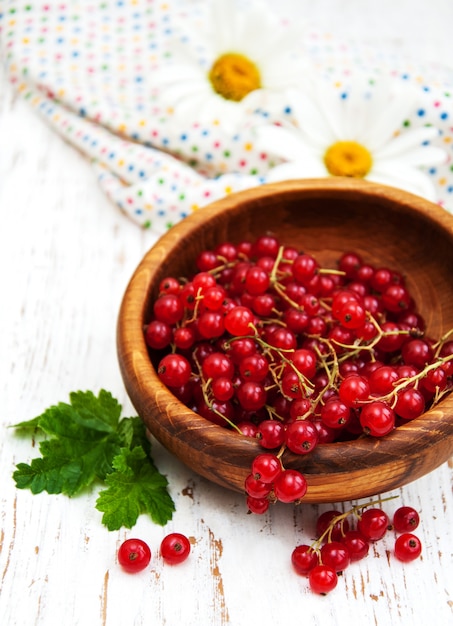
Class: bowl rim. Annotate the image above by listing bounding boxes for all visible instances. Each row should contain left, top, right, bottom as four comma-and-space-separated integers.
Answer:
117, 178, 453, 497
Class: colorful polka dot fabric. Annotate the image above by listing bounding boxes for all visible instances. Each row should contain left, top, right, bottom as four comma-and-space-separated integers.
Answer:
1, 0, 452, 234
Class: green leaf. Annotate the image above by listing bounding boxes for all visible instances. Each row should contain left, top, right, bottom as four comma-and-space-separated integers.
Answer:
12, 390, 125, 495
95, 446, 175, 531
13, 457, 84, 495
10, 416, 42, 431
12, 390, 176, 531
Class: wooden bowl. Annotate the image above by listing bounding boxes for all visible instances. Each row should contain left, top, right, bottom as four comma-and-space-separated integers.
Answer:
117, 178, 453, 503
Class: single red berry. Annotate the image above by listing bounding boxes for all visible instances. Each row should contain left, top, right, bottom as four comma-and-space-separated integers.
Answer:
320, 541, 351, 573
202, 352, 234, 380
394, 388, 425, 420
118, 538, 151, 573
197, 311, 225, 339
237, 381, 267, 411
368, 365, 399, 395
401, 338, 434, 369
160, 533, 191, 565
308, 564, 338, 594
381, 283, 412, 313
246, 495, 270, 514
257, 420, 286, 449
244, 473, 273, 498
173, 326, 196, 350
287, 348, 317, 379
273, 469, 307, 503
393, 506, 420, 533
211, 376, 235, 402
394, 533, 422, 562
338, 374, 370, 408
337, 299, 367, 330
159, 276, 181, 295
320, 397, 351, 429
357, 508, 389, 541
153, 293, 184, 325
359, 401, 395, 437
245, 265, 270, 295
338, 251, 362, 279
316, 510, 350, 543
292, 253, 319, 286
252, 234, 280, 258
377, 321, 406, 352
239, 353, 269, 382
285, 420, 319, 455
251, 453, 282, 483
291, 544, 319, 576
341, 530, 369, 561
202, 285, 227, 311
145, 320, 173, 350
157, 353, 192, 388
224, 306, 255, 336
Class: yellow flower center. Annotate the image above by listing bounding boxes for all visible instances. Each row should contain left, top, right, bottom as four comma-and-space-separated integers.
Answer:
323, 141, 373, 178
208, 53, 261, 102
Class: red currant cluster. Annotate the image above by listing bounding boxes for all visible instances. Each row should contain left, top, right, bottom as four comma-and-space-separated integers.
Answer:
292, 499, 422, 594
117, 533, 191, 573
146, 234, 453, 509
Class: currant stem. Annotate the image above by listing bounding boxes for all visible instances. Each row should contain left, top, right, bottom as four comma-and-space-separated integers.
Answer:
311, 495, 399, 550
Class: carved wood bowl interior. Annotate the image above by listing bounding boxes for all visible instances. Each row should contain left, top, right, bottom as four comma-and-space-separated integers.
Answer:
117, 178, 453, 503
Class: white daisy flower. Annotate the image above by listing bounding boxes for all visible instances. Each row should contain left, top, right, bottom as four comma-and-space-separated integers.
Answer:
256, 78, 447, 201
157, 0, 307, 130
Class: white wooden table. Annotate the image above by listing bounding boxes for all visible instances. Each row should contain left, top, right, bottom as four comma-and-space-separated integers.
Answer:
1, 1, 452, 624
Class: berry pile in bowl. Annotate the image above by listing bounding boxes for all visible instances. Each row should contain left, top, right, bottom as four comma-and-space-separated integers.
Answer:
117, 178, 453, 505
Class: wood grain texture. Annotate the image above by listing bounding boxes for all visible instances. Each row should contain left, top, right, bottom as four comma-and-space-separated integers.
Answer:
117, 179, 453, 501
1, 2, 453, 625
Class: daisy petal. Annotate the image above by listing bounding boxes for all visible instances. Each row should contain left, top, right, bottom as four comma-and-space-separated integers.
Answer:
255, 125, 314, 162
369, 162, 438, 201
375, 127, 446, 163
266, 160, 327, 182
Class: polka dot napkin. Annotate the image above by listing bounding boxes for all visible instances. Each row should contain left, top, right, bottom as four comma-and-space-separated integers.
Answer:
1, 0, 452, 234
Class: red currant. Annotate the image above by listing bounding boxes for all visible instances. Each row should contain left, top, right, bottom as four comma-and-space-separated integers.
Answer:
291, 545, 319, 576
285, 420, 319, 455
394, 533, 422, 562
246, 495, 270, 514
359, 401, 395, 437
251, 453, 282, 483
357, 508, 389, 541
273, 469, 307, 503
224, 306, 255, 336
257, 420, 286, 449
320, 541, 351, 573
158, 353, 192, 388
316, 510, 350, 543
393, 506, 420, 533
341, 530, 369, 561
160, 533, 191, 565
308, 564, 338, 594
118, 538, 151, 573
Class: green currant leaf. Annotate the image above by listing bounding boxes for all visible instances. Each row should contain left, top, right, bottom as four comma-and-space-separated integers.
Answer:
9, 415, 42, 431
38, 390, 122, 436
13, 434, 123, 496
12, 390, 175, 531
12, 390, 126, 495
117, 415, 151, 455
95, 446, 175, 531
13, 456, 84, 495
